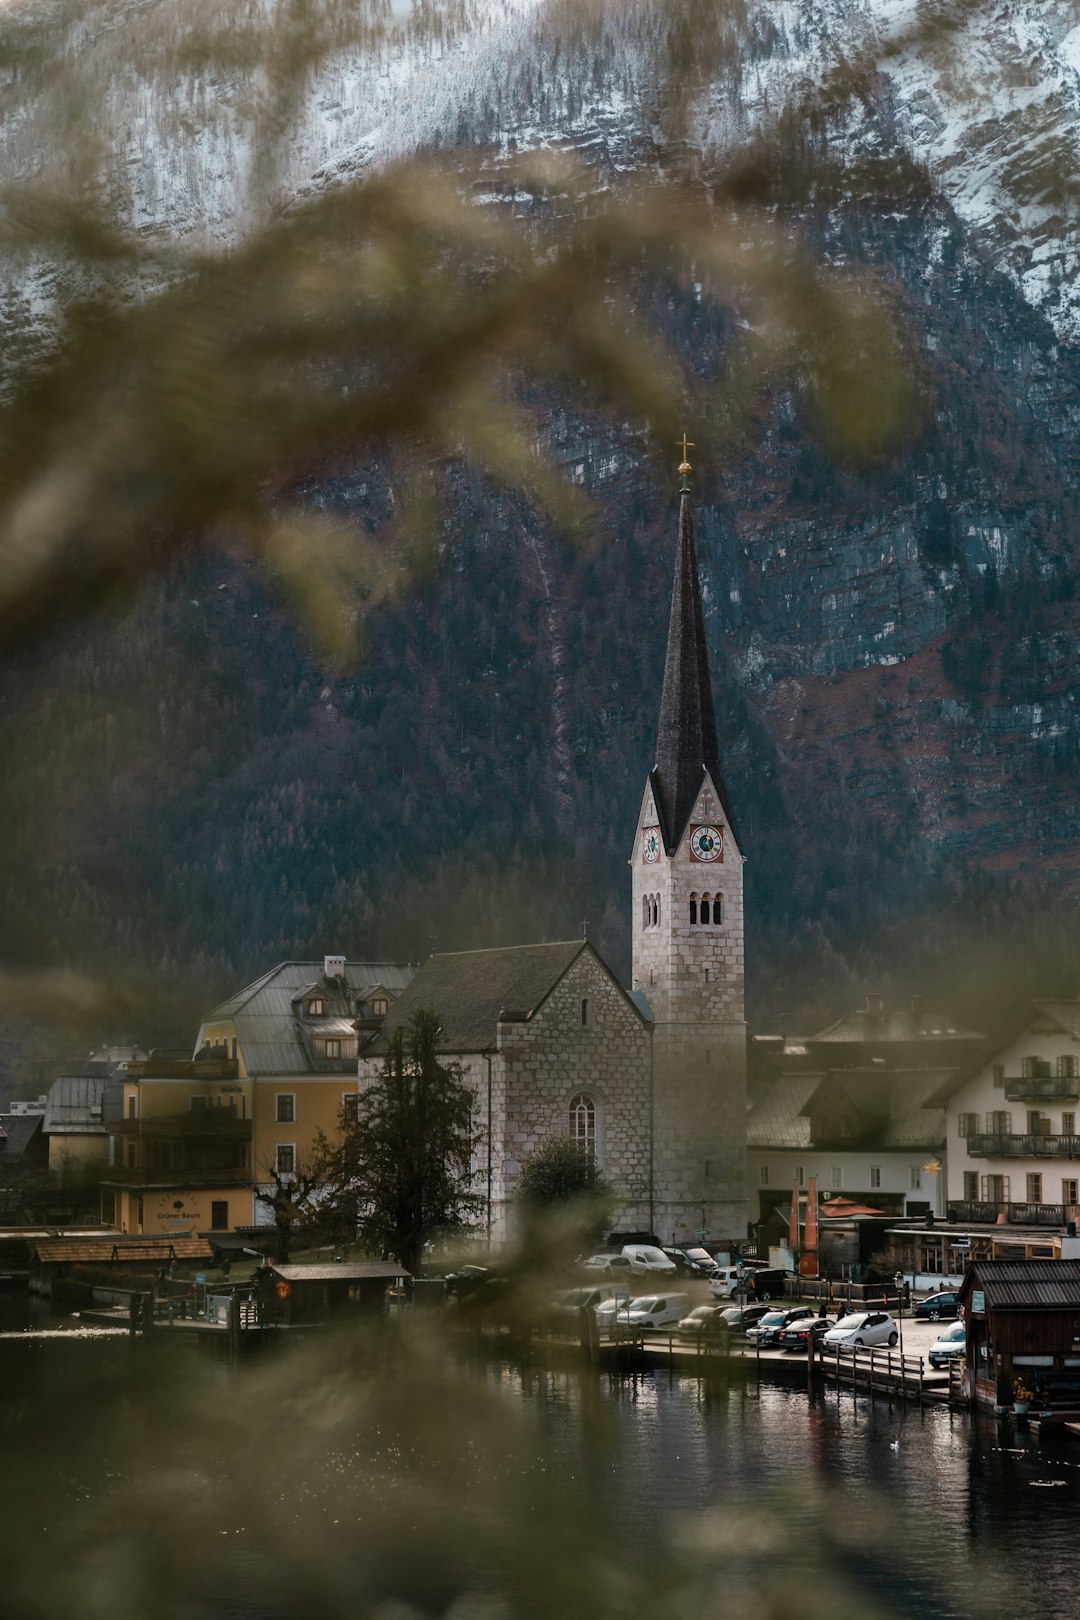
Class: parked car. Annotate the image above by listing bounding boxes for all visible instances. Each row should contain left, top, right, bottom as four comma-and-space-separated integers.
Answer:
621, 1244, 679, 1277
663, 1246, 719, 1278
745, 1306, 814, 1346
580, 1253, 633, 1278
445, 1264, 495, 1299
677, 1304, 731, 1341
777, 1316, 835, 1353
719, 1303, 772, 1332
743, 1268, 794, 1301
928, 1321, 967, 1368
914, 1291, 960, 1322
822, 1311, 899, 1348
709, 1263, 769, 1299
549, 1285, 629, 1330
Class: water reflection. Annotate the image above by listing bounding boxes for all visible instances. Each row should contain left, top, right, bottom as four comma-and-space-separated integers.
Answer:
1, 1315, 1078, 1619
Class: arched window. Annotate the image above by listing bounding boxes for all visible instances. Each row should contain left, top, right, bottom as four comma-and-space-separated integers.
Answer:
712, 894, 723, 926
700, 897, 710, 925
642, 894, 650, 930
580, 997, 592, 1028
569, 1093, 596, 1155
689, 893, 698, 925
652, 895, 660, 926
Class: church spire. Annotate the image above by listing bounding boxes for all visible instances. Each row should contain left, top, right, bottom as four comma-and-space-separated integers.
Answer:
650, 448, 735, 853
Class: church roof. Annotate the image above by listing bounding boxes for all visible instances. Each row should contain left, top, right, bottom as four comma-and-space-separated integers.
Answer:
651, 490, 737, 852
363, 940, 644, 1056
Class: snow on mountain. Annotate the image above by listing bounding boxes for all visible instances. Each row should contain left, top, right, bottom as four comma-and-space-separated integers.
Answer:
3, 0, 1080, 366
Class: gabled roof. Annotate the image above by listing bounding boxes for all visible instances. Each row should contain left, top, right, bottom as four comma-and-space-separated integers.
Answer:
747, 1069, 948, 1151
959, 1261, 1080, 1310
364, 940, 644, 1056
0, 1113, 45, 1161
202, 960, 416, 1076
926, 999, 1080, 1107
43, 1074, 108, 1135
651, 490, 737, 853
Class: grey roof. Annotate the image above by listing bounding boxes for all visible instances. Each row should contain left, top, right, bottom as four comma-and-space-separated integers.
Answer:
270, 1262, 410, 1281
811, 1004, 983, 1044
746, 1069, 948, 1151
960, 1261, 1080, 1310
747, 1075, 822, 1149
203, 960, 416, 1076
0, 1113, 44, 1160
364, 940, 642, 1056
651, 490, 737, 853
43, 1073, 108, 1135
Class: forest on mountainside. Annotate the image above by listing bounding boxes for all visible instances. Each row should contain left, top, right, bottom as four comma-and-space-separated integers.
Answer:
2, 0, 1080, 1082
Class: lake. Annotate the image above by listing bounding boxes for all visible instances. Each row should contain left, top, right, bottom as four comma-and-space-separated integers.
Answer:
2, 1296, 1077, 1620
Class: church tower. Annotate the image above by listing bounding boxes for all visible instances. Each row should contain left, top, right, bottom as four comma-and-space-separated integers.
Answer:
631, 451, 748, 1248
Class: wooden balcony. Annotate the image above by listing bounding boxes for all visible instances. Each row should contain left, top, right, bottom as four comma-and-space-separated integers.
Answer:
110, 1110, 251, 1139
965, 1133, 1080, 1159
102, 1166, 251, 1189
949, 1199, 1068, 1227
1003, 1076, 1080, 1101
126, 1058, 239, 1080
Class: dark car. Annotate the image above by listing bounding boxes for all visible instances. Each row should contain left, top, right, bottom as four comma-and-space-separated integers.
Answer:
663, 1246, 720, 1278
914, 1290, 960, 1321
744, 1268, 794, 1302
777, 1316, 835, 1352
719, 1303, 772, 1333
444, 1264, 495, 1299
745, 1306, 814, 1346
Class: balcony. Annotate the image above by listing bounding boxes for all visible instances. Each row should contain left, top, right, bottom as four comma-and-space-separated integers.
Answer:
102, 1166, 252, 1189
1003, 1076, 1080, 1101
949, 1200, 1068, 1227
126, 1057, 239, 1080
966, 1133, 1080, 1158
110, 1110, 251, 1139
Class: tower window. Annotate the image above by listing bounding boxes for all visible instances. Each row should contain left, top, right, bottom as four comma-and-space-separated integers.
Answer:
689, 894, 698, 925
580, 997, 592, 1028
712, 894, 723, 925
643, 895, 650, 930
700, 897, 710, 925
569, 1093, 596, 1155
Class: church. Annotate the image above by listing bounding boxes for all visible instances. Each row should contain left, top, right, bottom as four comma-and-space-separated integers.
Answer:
359, 454, 749, 1248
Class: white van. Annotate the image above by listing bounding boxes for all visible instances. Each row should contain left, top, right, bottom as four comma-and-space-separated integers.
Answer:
623, 1292, 691, 1332
621, 1244, 678, 1277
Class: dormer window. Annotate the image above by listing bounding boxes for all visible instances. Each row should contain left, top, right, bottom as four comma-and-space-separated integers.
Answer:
307, 997, 325, 1017
371, 997, 389, 1018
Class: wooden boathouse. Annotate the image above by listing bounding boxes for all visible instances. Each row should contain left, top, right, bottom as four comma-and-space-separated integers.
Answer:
957, 1259, 1080, 1417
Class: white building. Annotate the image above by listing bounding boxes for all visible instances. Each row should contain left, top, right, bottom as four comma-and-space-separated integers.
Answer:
930, 1000, 1080, 1226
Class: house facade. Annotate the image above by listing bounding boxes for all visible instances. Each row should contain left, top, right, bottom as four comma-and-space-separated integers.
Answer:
930, 1000, 1080, 1226
100, 957, 414, 1234
747, 1067, 950, 1221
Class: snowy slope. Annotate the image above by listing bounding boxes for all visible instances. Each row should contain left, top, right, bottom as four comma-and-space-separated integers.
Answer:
4, 0, 1080, 357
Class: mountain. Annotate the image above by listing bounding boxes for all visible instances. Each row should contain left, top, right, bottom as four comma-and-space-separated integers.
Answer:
1, 0, 1080, 1048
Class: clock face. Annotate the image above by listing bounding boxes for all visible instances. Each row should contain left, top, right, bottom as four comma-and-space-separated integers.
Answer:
690, 824, 723, 862
641, 827, 661, 863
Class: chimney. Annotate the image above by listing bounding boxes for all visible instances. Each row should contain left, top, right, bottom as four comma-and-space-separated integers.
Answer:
324, 954, 346, 982
866, 993, 883, 1016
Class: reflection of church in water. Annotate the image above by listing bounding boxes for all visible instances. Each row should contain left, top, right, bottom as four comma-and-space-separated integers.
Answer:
359, 457, 748, 1245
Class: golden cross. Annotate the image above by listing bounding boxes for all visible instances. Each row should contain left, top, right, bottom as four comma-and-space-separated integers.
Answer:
678, 432, 694, 467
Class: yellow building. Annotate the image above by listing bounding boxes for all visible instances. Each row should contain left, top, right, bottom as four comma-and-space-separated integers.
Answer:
101, 956, 414, 1235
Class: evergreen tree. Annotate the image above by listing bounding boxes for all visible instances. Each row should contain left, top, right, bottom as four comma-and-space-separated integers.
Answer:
314, 1009, 483, 1273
